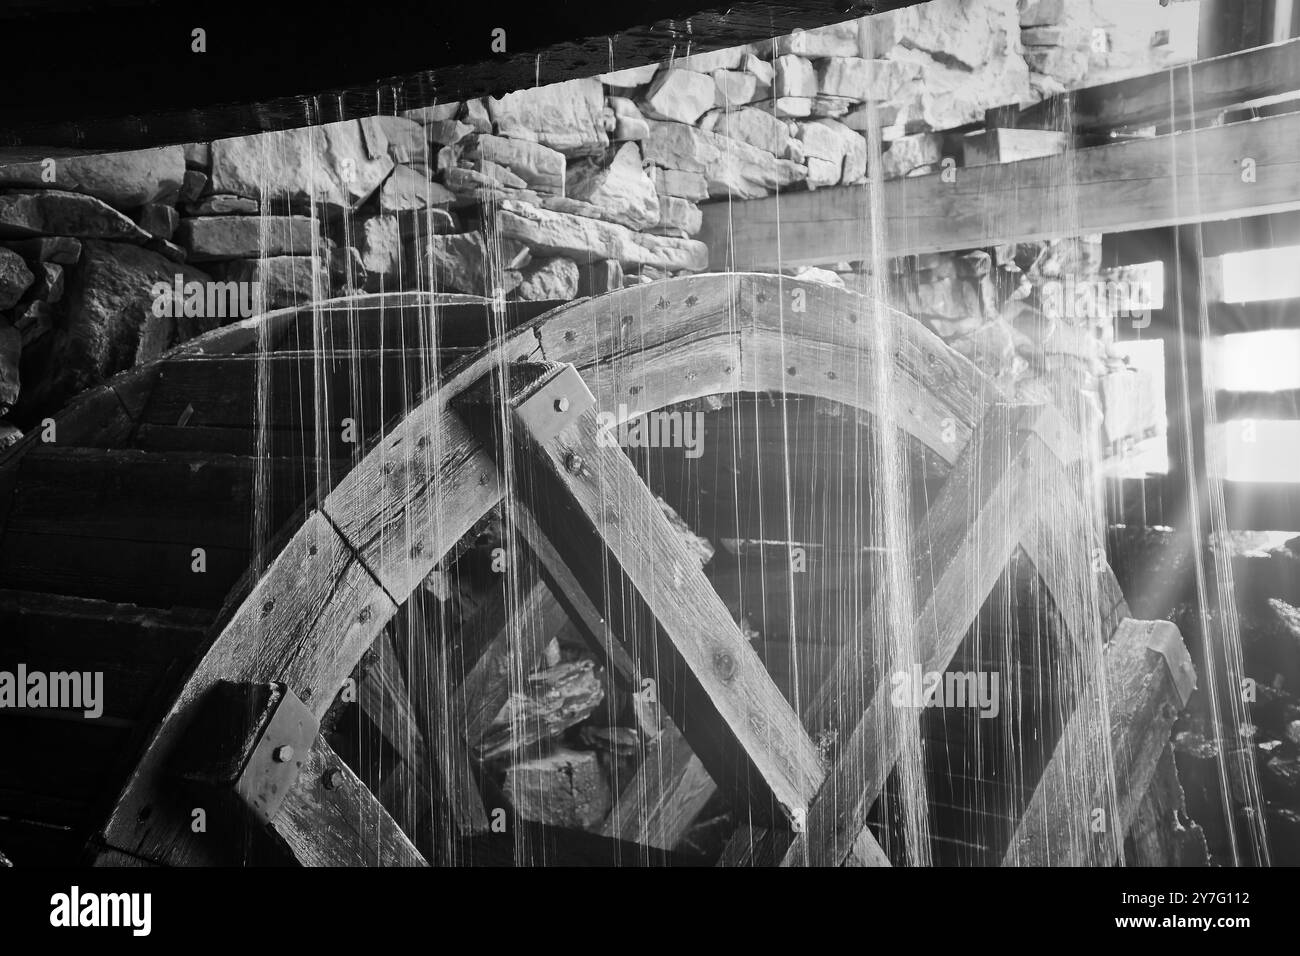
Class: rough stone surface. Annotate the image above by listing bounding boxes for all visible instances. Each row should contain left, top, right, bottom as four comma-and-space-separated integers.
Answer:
513, 256, 579, 301
183, 143, 211, 168
0, 320, 19, 412
0, 421, 20, 449
600, 64, 661, 88
1, 237, 81, 265
564, 142, 660, 231
651, 196, 702, 237
775, 21, 861, 58
641, 69, 717, 126
175, 215, 316, 262
136, 203, 179, 240
379, 165, 457, 212
40, 241, 211, 407
425, 119, 475, 146
652, 167, 709, 202
496, 199, 707, 272
185, 195, 259, 216
180, 170, 208, 204
0, 191, 150, 243
210, 120, 394, 212
775, 55, 818, 98
469, 135, 565, 195
363, 116, 428, 167
818, 57, 920, 101
713, 70, 759, 107
712, 107, 789, 156
673, 46, 749, 73
402, 102, 461, 124
503, 747, 612, 830
425, 231, 525, 297
0, 146, 185, 210
489, 79, 608, 157
210, 256, 326, 313
642, 121, 806, 200
0, 248, 35, 309
882, 132, 944, 179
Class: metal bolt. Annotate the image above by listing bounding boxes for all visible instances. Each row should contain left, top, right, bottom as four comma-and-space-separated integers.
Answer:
565, 453, 585, 476
554, 397, 570, 413
323, 767, 344, 790
273, 745, 295, 763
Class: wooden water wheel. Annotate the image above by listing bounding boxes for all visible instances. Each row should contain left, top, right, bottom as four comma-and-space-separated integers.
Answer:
0, 274, 1195, 867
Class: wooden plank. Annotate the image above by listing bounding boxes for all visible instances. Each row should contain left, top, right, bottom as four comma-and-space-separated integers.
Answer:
703, 112, 1300, 269
459, 362, 824, 830
275, 734, 427, 867
1003, 619, 1195, 866
98, 510, 397, 865
601, 725, 715, 851
389, 593, 492, 843
766, 404, 1043, 867
356, 628, 437, 846
1127, 743, 1210, 866
1016, 38, 1300, 133
0, 589, 210, 722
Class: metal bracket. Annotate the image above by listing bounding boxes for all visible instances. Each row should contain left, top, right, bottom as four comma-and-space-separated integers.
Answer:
510, 362, 595, 444
235, 685, 318, 824
172, 680, 319, 825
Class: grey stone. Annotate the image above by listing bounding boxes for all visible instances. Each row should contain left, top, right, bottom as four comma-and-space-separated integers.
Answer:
2, 237, 81, 265
136, 203, 179, 240
209, 256, 326, 313
641, 69, 717, 125
513, 256, 579, 301
641, 121, 806, 200
488, 79, 608, 157
467, 135, 566, 195
564, 142, 660, 231
503, 746, 612, 830
0, 320, 19, 412
649, 196, 702, 237
775, 21, 860, 58
182, 142, 211, 169
180, 170, 208, 203
0, 145, 185, 210
175, 215, 316, 262
211, 120, 394, 213
496, 199, 707, 272
401, 102, 461, 124
651, 167, 709, 201
379, 165, 457, 213
0, 191, 150, 243
185, 194, 259, 216
39, 241, 211, 407
712, 107, 789, 156
775, 55, 818, 98
713, 69, 759, 107
424, 231, 526, 297
0, 248, 35, 309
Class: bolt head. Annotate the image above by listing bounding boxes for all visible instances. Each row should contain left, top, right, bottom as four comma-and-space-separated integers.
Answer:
273, 744, 295, 763
565, 453, 585, 476
554, 396, 570, 413
323, 767, 344, 790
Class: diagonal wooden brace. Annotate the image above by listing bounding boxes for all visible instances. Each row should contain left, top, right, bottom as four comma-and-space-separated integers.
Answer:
453, 361, 826, 831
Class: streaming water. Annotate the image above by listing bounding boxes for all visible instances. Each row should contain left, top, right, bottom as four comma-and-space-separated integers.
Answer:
233, 27, 1272, 869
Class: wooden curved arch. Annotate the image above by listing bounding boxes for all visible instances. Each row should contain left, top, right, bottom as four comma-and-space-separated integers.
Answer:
94, 273, 1107, 866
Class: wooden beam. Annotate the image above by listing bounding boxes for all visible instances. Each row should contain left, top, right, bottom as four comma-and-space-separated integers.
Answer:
1003, 618, 1195, 866
276, 734, 427, 867
1127, 743, 1210, 866
1016, 38, 1300, 134
702, 112, 1300, 269
456, 362, 825, 831
601, 725, 715, 851
718, 404, 1045, 866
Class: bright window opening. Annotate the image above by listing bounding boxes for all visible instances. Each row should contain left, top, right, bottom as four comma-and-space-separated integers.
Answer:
1212, 330, 1300, 393
1218, 245, 1300, 304
1209, 419, 1300, 484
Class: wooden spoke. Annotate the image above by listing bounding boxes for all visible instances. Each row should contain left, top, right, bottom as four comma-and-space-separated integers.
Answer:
456, 362, 825, 830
